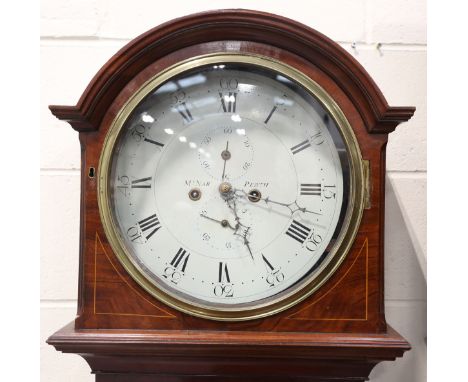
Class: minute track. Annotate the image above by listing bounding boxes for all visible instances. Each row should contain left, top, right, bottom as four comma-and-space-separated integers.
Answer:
108, 61, 345, 307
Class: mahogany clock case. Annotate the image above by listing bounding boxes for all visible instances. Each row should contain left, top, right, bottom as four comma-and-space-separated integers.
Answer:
47, 9, 415, 381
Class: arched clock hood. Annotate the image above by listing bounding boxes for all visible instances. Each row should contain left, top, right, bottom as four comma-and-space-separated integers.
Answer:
49, 9, 414, 133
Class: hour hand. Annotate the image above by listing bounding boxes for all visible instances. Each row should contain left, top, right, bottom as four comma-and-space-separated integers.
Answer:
225, 197, 255, 261
199, 213, 236, 231
241, 227, 255, 261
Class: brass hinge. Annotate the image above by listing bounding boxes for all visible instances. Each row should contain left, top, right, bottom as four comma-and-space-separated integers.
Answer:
362, 160, 371, 209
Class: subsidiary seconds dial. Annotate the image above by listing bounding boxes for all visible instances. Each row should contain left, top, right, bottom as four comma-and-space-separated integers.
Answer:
197, 123, 254, 182
99, 55, 362, 319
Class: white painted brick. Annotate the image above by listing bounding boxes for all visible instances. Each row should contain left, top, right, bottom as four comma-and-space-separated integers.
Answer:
41, 0, 100, 37
94, 0, 366, 42
385, 174, 427, 300
41, 173, 80, 300
388, 174, 427, 277
387, 110, 426, 172
40, 112, 80, 170
41, 43, 124, 169
368, 0, 427, 44
343, 47, 426, 171
41, 304, 93, 382
370, 301, 427, 381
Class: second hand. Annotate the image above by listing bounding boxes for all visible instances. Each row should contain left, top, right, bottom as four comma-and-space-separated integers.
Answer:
221, 141, 230, 181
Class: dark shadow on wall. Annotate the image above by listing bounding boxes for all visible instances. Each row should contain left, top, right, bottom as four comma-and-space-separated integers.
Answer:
369, 174, 426, 382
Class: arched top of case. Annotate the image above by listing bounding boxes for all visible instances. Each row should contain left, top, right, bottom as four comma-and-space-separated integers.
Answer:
49, 9, 415, 133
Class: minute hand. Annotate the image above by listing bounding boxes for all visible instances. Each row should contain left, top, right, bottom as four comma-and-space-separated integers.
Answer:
234, 189, 322, 216
226, 196, 255, 261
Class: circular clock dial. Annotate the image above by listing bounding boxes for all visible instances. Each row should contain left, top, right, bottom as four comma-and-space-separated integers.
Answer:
101, 57, 362, 318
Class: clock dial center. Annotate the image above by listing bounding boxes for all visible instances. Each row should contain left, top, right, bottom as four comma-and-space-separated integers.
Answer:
221, 149, 231, 160
218, 181, 232, 196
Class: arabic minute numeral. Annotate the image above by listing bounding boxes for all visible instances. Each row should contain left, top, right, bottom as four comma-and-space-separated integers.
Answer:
130, 125, 145, 142
219, 78, 239, 90
130, 124, 164, 147
323, 185, 337, 199
116, 175, 131, 196
117, 176, 152, 196
118, 175, 130, 185
311, 131, 324, 145
305, 230, 323, 252
262, 254, 285, 287
126, 226, 142, 243
172, 90, 186, 103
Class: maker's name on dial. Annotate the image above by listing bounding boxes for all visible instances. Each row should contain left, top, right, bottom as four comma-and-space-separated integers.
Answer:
185, 179, 211, 187
243, 181, 269, 188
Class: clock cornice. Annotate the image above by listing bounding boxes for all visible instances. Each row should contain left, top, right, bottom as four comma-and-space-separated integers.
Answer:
49, 8, 415, 134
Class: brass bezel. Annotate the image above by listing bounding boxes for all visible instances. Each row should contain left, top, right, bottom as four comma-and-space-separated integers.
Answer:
97, 53, 365, 321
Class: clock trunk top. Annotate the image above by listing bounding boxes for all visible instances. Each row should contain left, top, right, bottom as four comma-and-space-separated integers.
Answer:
49, 9, 414, 334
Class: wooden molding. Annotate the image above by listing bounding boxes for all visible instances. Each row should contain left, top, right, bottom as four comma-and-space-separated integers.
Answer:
48, 321, 410, 381
49, 9, 415, 134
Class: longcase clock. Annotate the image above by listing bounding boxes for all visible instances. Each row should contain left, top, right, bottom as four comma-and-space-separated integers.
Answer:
47, 9, 415, 382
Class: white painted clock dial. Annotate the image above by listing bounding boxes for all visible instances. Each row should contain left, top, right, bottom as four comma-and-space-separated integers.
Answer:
108, 63, 351, 309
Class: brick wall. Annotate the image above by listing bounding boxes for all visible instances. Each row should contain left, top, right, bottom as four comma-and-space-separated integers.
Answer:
40, 1, 427, 381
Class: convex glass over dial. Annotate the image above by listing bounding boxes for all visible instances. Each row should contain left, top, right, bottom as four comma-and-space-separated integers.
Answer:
99, 55, 364, 320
